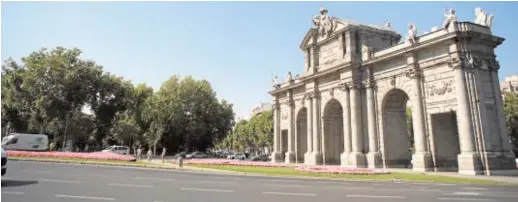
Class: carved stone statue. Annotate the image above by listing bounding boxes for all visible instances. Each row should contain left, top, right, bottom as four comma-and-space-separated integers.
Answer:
406, 23, 418, 44
285, 71, 293, 83
474, 7, 493, 28
385, 21, 393, 30
272, 75, 280, 86
442, 8, 457, 29
312, 7, 335, 38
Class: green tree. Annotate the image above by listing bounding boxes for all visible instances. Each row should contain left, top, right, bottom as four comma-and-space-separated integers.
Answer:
503, 92, 518, 153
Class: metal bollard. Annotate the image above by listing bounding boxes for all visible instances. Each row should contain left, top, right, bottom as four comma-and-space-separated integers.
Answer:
176, 157, 183, 168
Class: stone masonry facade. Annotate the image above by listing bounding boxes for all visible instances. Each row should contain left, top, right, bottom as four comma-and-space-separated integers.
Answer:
269, 7, 516, 176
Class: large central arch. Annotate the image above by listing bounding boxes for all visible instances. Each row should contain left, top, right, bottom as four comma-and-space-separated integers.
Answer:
382, 89, 413, 168
322, 99, 344, 165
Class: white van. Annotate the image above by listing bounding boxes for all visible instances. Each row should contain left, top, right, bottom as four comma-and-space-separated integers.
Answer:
1, 133, 49, 151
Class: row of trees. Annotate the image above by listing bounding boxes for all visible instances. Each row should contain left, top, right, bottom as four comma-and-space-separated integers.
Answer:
214, 110, 273, 153
503, 92, 518, 154
1, 47, 235, 154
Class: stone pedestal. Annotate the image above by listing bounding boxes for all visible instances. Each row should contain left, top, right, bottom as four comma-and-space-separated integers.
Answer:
340, 152, 350, 166
285, 151, 296, 163
484, 152, 518, 176
412, 153, 433, 172
271, 152, 284, 163
367, 152, 382, 168
348, 152, 367, 168
457, 153, 483, 175
304, 152, 314, 165
308, 152, 323, 165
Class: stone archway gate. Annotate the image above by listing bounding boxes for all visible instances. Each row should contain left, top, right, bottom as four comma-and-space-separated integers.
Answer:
269, 8, 516, 176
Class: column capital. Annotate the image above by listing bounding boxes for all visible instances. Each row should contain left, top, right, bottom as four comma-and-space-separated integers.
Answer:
346, 82, 362, 90
447, 56, 467, 70
306, 91, 320, 99
338, 82, 350, 91
489, 60, 500, 71
363, 80, 376, 89
405, 65, 422, 79
272, 104, 280, 110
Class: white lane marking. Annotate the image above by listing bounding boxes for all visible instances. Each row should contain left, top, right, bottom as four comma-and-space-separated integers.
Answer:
37, 178, 81, 184
262, 192, 316, 196
180, 187, 234, 193
347, 194, 406, 199
153, 201, 164, 202
437, 197, 496, 201
2, 191, 25, 195
452, 192, 482, 196
261, 183, 306, 188
463, 187, 489, 191
108, 183, 153, 188
198, 180, 238, 184
260, 179, 297, 183
134, 177, 177, 181
56, 194, 115, 201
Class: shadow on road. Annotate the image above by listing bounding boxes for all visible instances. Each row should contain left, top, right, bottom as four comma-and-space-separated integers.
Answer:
1, 179, 38, 187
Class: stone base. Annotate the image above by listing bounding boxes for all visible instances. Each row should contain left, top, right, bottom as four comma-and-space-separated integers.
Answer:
285, 151, 296, 164
306, 152, 323, 165
271, 152, 284, 163
457, 153, 483, 175
348, 152, 367, 168
366, 152, 382, 168
340, 152, 350, 166
483, 152, 518, 176
304, 152, 314, 165
412, 153, 433, 172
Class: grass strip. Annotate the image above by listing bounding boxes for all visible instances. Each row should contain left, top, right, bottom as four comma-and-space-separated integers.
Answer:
186, 164, 512, 185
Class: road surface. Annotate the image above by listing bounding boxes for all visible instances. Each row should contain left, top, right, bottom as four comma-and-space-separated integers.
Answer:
2, 161, 518, 202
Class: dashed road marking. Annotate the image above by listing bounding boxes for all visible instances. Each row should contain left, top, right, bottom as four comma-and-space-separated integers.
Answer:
436, 197, 496, 201
346, 194, 406, 199
37, 178, 81, 184
56, 194, 115, 201
2, 191, 24, 195
262, 192, 316, 196
108, 183, 153, 188
180, 187, 234, 193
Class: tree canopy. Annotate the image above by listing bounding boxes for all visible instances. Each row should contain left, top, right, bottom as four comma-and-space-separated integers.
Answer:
1, 47, 235, 154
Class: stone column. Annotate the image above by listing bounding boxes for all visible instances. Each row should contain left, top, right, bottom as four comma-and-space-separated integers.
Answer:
405, 56, 433, 172
271, 102, 283, 162
285, 100, 296, 163
348, 82, 366, 167
304, 94, 314, 165
450, 58, 482, 175
311, 92, 323, 164
340, 83, 351, 166
365, 80, 381, 168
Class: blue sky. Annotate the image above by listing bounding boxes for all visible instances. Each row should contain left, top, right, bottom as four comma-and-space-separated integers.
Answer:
2, 1, 518, 119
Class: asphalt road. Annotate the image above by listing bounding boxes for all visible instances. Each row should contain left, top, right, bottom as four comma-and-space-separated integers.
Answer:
2, 161, 518, 202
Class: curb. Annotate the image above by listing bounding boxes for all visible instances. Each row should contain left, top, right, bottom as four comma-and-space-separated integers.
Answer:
9, 158, 187, 171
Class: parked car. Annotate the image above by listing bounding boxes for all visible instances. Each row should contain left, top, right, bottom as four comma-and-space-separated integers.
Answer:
228, 153, 246, 160
173, 152, 187, 159
1, 133, 49, 151
1, 147, 7, 176
102, 145, 130, 155
249, 154, 270, 161
185, 151, 207, 159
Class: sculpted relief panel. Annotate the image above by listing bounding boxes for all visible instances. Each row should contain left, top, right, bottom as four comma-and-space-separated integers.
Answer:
318, 40, 341, 68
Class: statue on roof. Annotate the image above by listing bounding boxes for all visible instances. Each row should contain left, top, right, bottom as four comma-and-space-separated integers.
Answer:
384, 21, 393, 30
312, 7, 336, 38
285, 72, 293, 83
474, 7, 493, 29
406, 23, 418, 44
442, 7, 457, 29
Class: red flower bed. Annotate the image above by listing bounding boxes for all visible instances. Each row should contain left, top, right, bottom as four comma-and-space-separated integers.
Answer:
296, 165, 390, 175
183, 158, 389, 175
183, 158, 295, 167
6, 150, 136, 162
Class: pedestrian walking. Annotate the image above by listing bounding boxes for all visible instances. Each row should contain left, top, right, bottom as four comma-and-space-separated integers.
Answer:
147, 148, 152, 162
161, 148, 167, 164
136, 147, 142, 161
